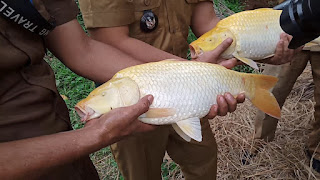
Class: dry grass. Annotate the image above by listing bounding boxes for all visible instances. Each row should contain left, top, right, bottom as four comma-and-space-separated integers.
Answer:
212, 64, 318, 179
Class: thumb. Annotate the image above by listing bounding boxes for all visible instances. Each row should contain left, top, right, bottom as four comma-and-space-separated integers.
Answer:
218, 58, 237, 69
129, 95, 154, 118
207, 38, 233, 58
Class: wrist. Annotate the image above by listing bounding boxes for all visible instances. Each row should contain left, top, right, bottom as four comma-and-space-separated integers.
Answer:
82, 122, 116, 148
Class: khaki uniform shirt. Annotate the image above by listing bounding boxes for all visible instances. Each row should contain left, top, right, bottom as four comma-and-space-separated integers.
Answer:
0, 0, 98, 179
79, 0, 211, 58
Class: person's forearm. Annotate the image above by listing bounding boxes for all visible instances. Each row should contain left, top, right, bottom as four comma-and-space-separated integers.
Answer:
0, 127, 104, 180
45, 20, 146, 83
94, 35, 183, 63
191, 2, 219, 37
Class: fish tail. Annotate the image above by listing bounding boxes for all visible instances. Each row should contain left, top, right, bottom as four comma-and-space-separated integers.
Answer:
244, 73, 281, 119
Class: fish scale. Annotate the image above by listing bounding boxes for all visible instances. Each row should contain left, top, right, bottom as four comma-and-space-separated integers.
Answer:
115, 61, 246, 125
189, 8, 284, 70
221, 9, 283, 59
76, 60, 280, 142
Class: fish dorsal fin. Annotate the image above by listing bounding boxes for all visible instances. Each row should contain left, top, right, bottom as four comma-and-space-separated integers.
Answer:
175, 117, 202, 142
233, 52, 259, 70
139, 108, 176, 118
172, 124, 192, 142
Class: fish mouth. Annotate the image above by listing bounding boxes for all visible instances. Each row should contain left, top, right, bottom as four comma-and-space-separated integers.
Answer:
75, 105, 100, 122
189, 44, 204, 59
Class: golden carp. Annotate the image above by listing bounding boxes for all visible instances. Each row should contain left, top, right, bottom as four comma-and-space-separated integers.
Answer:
75, 60, 280, 142
190, 8, 284, 69
304, 37, 320, 52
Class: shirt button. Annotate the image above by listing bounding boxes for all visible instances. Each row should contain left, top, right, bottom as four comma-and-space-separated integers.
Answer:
144, 0, 150, 6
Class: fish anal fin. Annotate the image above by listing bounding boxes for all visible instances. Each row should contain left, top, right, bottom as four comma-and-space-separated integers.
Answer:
142, 108, 176, 118
175, 117, 202, 142
172, 124, 191, 142
233, 53, 259, 70
262, 54, 274, 59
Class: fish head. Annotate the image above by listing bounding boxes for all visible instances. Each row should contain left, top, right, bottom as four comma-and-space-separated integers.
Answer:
189, 27, 236, 59
75, 77, 140, 122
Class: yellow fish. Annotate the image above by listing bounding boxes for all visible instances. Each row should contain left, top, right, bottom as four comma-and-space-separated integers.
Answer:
190, 8, 284, 69
304, 37, 320, 52
75, 60, 280, 142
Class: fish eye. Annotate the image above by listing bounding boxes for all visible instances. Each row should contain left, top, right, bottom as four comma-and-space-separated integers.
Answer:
110, 107, 113, 110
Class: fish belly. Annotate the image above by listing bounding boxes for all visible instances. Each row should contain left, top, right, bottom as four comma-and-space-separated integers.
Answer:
226, 9, 284, 59
115, 61, 246, 125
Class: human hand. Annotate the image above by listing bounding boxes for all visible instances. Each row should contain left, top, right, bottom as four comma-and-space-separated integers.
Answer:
205, 93, 245, 119
260, 33, 302, 65
192, 38, 239, 69
84, 95, 157, 145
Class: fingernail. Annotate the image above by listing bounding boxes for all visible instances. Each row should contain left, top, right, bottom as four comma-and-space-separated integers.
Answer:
226, 38, 233, 43
147, 95, 154, 104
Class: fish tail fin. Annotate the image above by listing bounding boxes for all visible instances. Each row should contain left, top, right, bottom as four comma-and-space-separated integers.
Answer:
244, 74, 281, 119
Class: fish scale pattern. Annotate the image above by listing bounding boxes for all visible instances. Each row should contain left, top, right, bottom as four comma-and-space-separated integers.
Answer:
223, 9, 283, 59
115, 61, 247, 125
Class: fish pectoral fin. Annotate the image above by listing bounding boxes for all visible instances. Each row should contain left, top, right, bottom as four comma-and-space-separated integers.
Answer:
140, 108, 176, 118
172, 124, 192, 142
233, 53, 259, 70
175, 117, 202, 142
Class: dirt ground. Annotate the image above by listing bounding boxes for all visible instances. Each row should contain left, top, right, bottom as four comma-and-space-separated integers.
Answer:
241, 0, 280, 10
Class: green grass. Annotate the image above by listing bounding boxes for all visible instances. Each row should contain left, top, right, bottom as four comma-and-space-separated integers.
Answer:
45, 53, 94, 129
47, 0, 250, 179
219, 0, 244, 13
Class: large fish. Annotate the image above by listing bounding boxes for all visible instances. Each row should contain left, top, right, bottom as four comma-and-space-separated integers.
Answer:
304, 37, 320, 52
75, 60, 280, 142
190, 8, 284, 69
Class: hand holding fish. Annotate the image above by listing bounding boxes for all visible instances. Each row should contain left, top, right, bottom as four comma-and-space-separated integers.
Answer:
189, 9, 306, 70
191, 38, 238, 69
206, 93, 245, 119
83, 95, 157, 144
259, 33, 301, 65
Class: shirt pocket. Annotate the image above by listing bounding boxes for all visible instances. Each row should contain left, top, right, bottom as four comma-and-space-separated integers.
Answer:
133, 0, 161, 11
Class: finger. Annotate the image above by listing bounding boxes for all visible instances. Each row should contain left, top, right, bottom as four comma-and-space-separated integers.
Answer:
135, 122, 158, 132
206, 104, 218, 119
273, 39, 284, 62
224, 93, 237, 113
283, 34, 290, 55
127, 95, 154, 118
218, 58, 237, 69
236, 93, 246, 103
208, 38, 233, 59
217, 95, 228, 116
